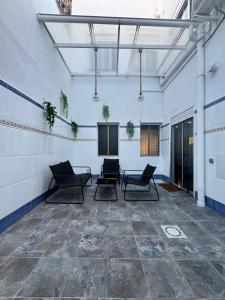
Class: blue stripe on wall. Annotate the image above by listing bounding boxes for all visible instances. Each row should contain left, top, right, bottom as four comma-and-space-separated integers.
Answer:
161, 123, 170, 128
0, 186, 58, 234
0, 78, 71, 126
194, 191, 225, 218
204, 95, 225, 110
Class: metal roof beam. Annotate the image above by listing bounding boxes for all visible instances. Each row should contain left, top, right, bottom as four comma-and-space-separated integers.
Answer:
37, 13, 200, 28
54, 43, 186, 50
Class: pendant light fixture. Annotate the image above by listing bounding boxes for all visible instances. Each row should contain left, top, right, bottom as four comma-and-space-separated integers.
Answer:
93, 47, 100, 102
137, 48, 144, 102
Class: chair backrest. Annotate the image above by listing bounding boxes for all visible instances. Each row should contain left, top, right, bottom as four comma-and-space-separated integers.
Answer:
49, 161, 74, 185
141, 164, 156, 184
60, 160, 74, 176
102, 158, 120, 174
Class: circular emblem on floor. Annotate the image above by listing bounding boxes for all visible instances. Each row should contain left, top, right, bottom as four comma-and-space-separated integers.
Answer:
161, 225, 187, 239
164, 226, 182, 237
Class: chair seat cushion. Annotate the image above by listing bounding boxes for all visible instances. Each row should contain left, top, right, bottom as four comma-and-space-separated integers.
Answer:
125, 176, 147, 186
78, 173, 91, 185
59, 173, 90, 187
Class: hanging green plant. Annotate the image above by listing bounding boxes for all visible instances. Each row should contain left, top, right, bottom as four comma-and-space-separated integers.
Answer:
71, 121, 78, 139
102, 104, 109, 121
43, 101, 57, 131
60, 89, 68, 118
126, 121, 135, 139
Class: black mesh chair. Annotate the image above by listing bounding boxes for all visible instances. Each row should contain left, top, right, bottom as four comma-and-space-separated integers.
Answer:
121, 164, 159, 201
101, 158, 120, 184
46, 160, 92, 204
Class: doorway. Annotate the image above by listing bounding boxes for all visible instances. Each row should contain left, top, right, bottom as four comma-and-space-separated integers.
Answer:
171, 117, 193, 193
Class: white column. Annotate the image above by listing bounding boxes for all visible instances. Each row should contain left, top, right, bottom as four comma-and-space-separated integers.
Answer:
196, 24, 205, 207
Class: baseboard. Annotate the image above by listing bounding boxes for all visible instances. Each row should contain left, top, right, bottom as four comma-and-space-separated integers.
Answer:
195, 191, 225, 217
0, 186, 58, 234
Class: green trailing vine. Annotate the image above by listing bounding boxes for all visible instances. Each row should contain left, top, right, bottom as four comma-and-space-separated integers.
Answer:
43, 101, 57, 131
71, 121, 78, 139
126, 121, 135, 139
60, 89, 68, 118
102, 104, 109, 121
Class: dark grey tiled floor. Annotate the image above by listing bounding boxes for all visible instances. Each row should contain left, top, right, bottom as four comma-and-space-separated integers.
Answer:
0, 184, 225, 299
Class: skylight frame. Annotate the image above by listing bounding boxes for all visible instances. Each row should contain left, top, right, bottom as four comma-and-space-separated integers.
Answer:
38, 13, 200, 76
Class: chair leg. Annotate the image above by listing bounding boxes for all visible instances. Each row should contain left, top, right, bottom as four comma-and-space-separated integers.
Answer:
80, 185, 85, 204
94, 184, 99, 201
124, 183, 159, 201
152, 178, 160, 201
45, 177, 54, 203
114, 184, 118, 200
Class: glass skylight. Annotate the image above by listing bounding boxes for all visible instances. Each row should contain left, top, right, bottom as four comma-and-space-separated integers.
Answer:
39, 0, 194, 76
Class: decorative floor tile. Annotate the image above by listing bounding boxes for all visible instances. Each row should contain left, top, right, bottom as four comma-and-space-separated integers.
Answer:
161, 225, 187, 239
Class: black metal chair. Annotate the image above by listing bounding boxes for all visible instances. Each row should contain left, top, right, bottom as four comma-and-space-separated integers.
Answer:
101, 158, 121, 184
121, 164, 159, 201
46, 160, 92, 204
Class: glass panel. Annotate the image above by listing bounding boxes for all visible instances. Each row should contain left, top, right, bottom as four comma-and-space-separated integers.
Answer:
118, 49, 132, 74
93, 24, 118, 44
60, 48, 94, 74
137, 26, 183, 45
120, 26, 137, 44
46, 23, 91, 43
98, 125, 108, 155
130, 49, 169, 75
109, 125, 118, 156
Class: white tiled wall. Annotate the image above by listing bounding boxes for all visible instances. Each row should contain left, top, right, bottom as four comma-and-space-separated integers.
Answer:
0, 0, 74, 220
162, 15, 225, 206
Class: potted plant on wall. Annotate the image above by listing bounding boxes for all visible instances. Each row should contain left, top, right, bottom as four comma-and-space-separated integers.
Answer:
60, 89, 69, 118
43, 101, 57, 131
71, 121, 78, 139
126, 121, 135, 140
102, 104, 109, 122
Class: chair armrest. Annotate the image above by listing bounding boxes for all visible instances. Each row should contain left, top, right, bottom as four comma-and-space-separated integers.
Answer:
122, 169, 143, 174
72, 166, 91, 174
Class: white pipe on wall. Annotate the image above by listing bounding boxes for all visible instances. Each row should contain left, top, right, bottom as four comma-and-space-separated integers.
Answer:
196, 24, 205, 207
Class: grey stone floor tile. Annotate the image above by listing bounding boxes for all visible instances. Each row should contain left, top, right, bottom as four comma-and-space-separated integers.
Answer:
68, 207, 92, 220
142, 259, 194, 299
198, 220, 225, 237
0, 257, 39, 297
177, 260, 225, 298
17, 257, 71, 297
132, 221, 159, 236
88, 206, 110, 221
12, 232, 52, 257
211, 260, 225, 279
43, 232, 82, 257
1, 184, 225, 299
110, 207, 130, 221
0, 234, 27, 256
128, 208, 150, 222
6, 218, 45, 234
37, 218, 70, 235
107, 259, 150, 298
109, 235, 139, 258
109, 220, 133, 236
135, 235, 167, 259
62, 258, 107, 298
76, 234, 109, 258
164, 238, 205, 259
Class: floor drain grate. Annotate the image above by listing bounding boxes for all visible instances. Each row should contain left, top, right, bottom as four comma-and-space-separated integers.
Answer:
161, 225, 187, 239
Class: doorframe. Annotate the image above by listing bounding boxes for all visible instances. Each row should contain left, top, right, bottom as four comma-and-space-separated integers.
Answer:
170, 117, 194, 194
